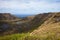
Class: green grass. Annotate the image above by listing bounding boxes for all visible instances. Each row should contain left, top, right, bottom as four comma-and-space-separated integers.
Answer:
0, 33, 29, 40
25, 33, 60, 40
0, 32, 60, 40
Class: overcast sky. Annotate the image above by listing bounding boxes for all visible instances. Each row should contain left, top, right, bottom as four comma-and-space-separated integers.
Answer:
0, 0, 60, 15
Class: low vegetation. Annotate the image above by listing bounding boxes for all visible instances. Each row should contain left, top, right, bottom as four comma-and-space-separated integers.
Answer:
0, 32, 60, 40
0, 33, 29, 40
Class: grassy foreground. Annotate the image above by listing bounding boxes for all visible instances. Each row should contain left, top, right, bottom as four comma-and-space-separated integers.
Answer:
0, 33, 29, 40
0, 32, 60, 40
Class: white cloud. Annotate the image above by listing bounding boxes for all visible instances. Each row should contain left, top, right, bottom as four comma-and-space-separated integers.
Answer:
0, 0, 60, 14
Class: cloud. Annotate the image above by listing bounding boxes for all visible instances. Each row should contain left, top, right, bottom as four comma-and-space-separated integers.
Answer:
0, 0, 60, 14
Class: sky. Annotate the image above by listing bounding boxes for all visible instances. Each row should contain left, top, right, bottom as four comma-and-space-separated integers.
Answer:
0, 0, 60, 15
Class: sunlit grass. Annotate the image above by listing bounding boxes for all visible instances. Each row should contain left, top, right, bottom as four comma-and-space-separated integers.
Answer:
0, 33, 29, 40
0, 32, 60, 40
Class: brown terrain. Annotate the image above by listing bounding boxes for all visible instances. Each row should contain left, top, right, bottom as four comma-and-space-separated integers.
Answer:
0, 12, 60, 37
30, 12, 60, 39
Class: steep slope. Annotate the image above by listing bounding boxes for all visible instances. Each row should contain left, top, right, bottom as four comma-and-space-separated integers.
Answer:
30, 12, 60, 39
24, 13, 54, 32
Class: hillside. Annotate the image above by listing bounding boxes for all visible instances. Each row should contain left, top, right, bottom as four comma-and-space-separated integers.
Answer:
0, 12, 60, 36
0, 13, 20, 20
0, 13, 22, 22
30, 12, 60, 40
0, 13, 23, 35
0, 13, 35, 35
0, 12, 60, 40
24, 12, 54, 32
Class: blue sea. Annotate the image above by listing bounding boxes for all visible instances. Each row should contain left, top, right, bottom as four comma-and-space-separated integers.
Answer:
14, 14, 34, 18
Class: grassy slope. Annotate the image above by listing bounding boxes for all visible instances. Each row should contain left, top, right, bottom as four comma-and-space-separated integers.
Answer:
30, 13, 60, 40
30, 23, 60, 40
